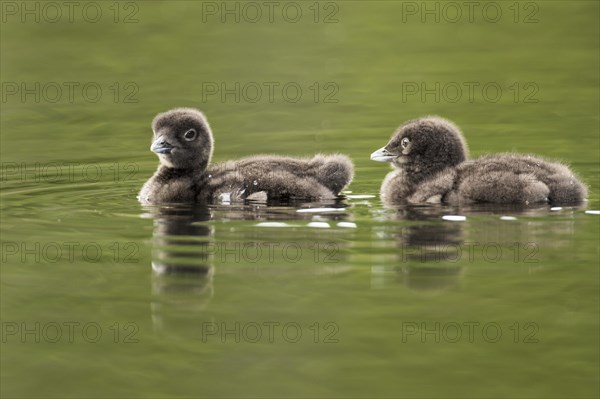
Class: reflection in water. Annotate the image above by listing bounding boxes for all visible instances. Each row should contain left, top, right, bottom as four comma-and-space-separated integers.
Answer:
144, 200, 351, 335
390, 206, 465, 293
146, 205, 215, 334
151, 205, 214, 275
395, 206, 464, 262
382, 203, 583, 293
144, 198, 583, 322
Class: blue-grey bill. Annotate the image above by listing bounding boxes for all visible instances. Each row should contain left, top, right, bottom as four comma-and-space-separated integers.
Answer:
370, 147, 395, 162
151, 138, 174, 154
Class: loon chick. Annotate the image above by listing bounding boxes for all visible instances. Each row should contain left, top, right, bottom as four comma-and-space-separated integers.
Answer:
139, 108, 354, 204
370, 117, 587, 206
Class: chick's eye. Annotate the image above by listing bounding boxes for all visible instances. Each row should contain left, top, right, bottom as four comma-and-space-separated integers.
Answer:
184, 129, 197, 141
401, 137, 410, 148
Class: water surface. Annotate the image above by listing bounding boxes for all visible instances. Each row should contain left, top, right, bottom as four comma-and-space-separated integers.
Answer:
1, 1, 599, 398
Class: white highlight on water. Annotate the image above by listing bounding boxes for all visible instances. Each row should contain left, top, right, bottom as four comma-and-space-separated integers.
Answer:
346, 195, 376, 199
442, 215, 466, 222
307, 222, 331, 228
255, 222, 291, 227
297, 208, 345, 213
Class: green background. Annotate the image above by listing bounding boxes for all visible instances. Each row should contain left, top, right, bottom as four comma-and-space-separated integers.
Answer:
1, 1, 598, 398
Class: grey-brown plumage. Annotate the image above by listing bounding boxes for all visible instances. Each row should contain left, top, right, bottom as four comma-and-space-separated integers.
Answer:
371, 117, 587, 206
139, 108, 354, 204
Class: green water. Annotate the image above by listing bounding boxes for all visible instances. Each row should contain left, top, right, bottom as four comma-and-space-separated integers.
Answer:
1, 1, 599, 398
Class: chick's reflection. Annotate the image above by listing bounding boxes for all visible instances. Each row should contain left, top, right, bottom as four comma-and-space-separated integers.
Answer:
392, 206, 464, 292
396, 206, 464, 263
148, 205, 215, 334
